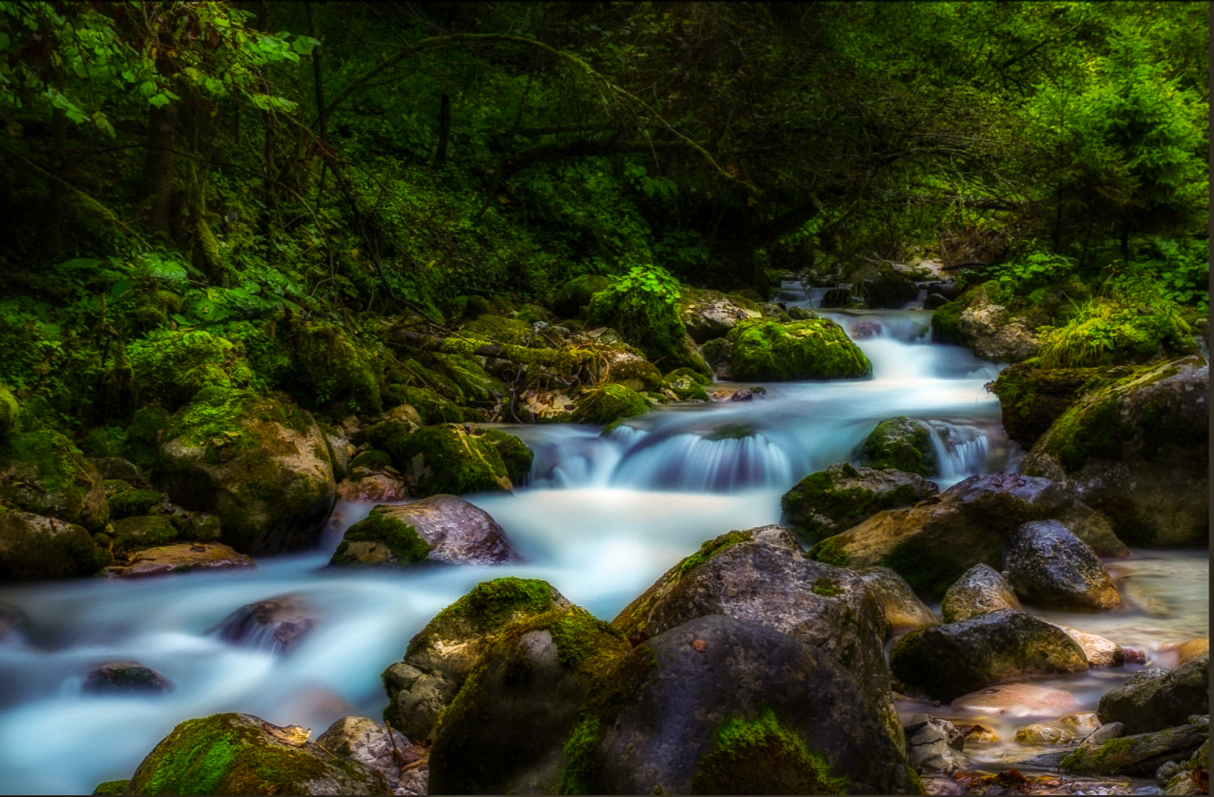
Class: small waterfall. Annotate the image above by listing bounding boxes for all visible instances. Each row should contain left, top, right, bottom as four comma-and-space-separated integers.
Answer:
610, 431, 795, 491
925, 421, 993, 482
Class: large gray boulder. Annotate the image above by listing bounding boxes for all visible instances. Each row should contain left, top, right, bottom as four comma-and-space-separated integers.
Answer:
1098, 655, 1209, 735
1003, 520, 1124, 610
382, 578, 573, 742
1023, 356, 1208, 547
889, 609, 1088, 702
809, 473, 1127, 598
557, 615, 918, 795
613, 525, 900, 748
0, 509, 103, 579
958, 300, 1040, 362
941, 563, 1021, 623
855, 566, 938, 634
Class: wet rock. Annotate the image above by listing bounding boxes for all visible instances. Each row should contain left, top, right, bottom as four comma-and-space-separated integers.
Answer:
1162, 638, 1209, 667
678, 288, 764, 343
821, 287, 853, 308
572, 383, 650, 425
809, 472, 1126, 598
332, 495, 518, 568
941, 563, 1022, 623
1162, 738, 1208, 795
156, 391, 336, 556
924, 293, 950, 311
1003, 520, 1124, 611
214, 594, 316, 653
781, 462, 939, 545
951, 682, 1082, 717
388, 423, 521, 496
700, 337, 734, 380
0, 430, 109, 531
92, 457, 143, 483
0, 509, 103, 579
787, 305, 818, 321
957, 723, 1001, 743
905, 715, 968, 773
989, 363, 1140, 450
958, 300, 1040, 362
169, 511, 222, 543
1017, 723, 1080, 745
82, 661, 173, 694
102, 543, 254, 579
1061, 712, 1104, 738
726, 319, 873, 381
316, 716, 425, 792
427, 604, 630, 795
1061, 720, 1208, 777
855, 566, 939, 634
1053, 625, 1125, 667
1082, 722, 1126, 748
612, 525, 901, 747
864, 272, 920, 309
106, 488, 164, 521
889, 609, 1088, 703
1098, 655, 1209, 735
1022, 356, 1208, 547
850, 319, 884, 339
382, 578, 574, 742
126, 712, 390, 794
336, 474, 409, 504
546, 615, 917, 796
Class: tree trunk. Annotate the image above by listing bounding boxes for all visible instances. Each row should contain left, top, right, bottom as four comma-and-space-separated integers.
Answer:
435, 93, 451, 165
142, 100, 177, 242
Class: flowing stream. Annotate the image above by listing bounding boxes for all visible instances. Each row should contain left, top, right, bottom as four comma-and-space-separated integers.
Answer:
0, 285, 1205, 794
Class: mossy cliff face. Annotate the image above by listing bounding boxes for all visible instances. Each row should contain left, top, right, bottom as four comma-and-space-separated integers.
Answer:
0, 430, 109, 532
727, 319, 872, 381
1022, 355, 1208, 546
124, 712, 390, 795
382, 578, 574, 741
154, 388, 336, 556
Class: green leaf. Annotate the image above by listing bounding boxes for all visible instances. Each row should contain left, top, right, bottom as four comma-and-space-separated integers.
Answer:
148, 93, 170, 108
292, 36, 319, 56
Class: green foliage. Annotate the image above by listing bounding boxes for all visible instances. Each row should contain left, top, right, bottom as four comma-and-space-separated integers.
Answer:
108, 489, 163, 521
127, 329, 252, 411
587, 266, 687, 362
80, 426, 127, 459
1036, 295, 1194, 369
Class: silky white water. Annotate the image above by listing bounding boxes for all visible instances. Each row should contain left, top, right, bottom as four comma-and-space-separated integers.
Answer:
0, 297, 1204, 793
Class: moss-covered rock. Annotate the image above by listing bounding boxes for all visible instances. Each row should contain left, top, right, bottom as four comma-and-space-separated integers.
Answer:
329, 508, 430, 568
727, 319, 872, 381
125, 406, 171, 470
462, 314, 538, 346
276, 318, 383, 415
1097, 655, 1209, 735
108, 489, 164, 520
889, 609, 1088, 703
677, 287, 765, 343
662, 368, 712, 401
859, 417, 938, 476
0, 430, 109, 531
476, 429, 533, 486
781, 462, 939, 545
573, 383, 650, 425
1036, 297, 1196, 369
125, 712, 390, 795
395, 385, 476, 425
0, 385, 19, 439
989, 363, 1140, 449
80, 426, 127, 459
348, 449, 392, 471
863, 271, 919, 309
551, 275, 611, 319
154, 389, 336, 556
930, 299, 966, 345
382, 578, 574, 741
1060, 721, 1208, 777
1022, 356, 1209, 547
0, 509, 104, 579
394, 424, 513, 495
112, 514, 178, 553
1003, 520, 1124, 610
127, 328, 254, 412
92, 779, 129, 795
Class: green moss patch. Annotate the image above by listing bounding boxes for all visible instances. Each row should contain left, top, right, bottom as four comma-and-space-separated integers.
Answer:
677, 530, 750, 578
349, 449, 393, 471
727, 319, 872, 381
397, 424, 512, 494
477, 429, 534, 486
331, 508, 433, 566
574, 383, 650, 426
691, 707, 849, 795
92, 780, 130, 795
808, 536, 850, 567
112, 515, 178, 552
410, 577, 561, 657
108, 489, 164, 520
127, 329, 253, 412
860, 417, 937, 476
0, 385, 19, 439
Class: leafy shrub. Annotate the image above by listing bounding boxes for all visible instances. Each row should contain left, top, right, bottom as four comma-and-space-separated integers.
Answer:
1036, 296, 1194, 368
127, 328, 254, 411
587, 265, 687, 360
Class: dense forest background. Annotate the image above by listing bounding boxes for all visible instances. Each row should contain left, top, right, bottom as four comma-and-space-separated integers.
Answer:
0, 0, 1207, 436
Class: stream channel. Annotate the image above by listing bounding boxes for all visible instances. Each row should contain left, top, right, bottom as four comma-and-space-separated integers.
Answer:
0, 282, 1206, 794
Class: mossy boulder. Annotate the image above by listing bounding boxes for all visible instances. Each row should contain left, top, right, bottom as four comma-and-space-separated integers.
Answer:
0, 509, 103, 579
108, 489, 164, 520
551, 275, 611, 319
781, 462, 939, 545
127, 328, 254, 412
101, 543, 255, 579
957, 296, 1040, 362
427, 605, 632, 794
0, 430, 109, 531
862, 271, 919, 309
1022, 356, 1209, 547
476, 429, 533, 486
125, 712, 390, 795
572, 383, 650, 425
556, 615, 920, 795
0, 385, 18, 438
382, 578, 574, 741
395, 385, 476, 424
613, 526, 903, 753
930, 299, 966, 345
332, 495, 518, 567
662, 367, 712, 401
125, 406, 171, 470
597, 349, 663, 393
1060, 721, 1208, 777
677, 287, 765, 343
940, 563, 1021, 624
808, 473, 1127, 598
727, 319, 872, 381
154, 389, 336, 556
112, 515, 178, 553
394, 424, 514, 495
276, 318, 383, 415
424, 352, 508, 405
859, 417, 938, 476
462, 314, 538, 346
989, 363, 1139, 449
889, 609, 1088, 703
1002, 520, 1124, 611
1097, 655, 1209, 735
92, 780, 129, 795
83, 661, 173, 694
